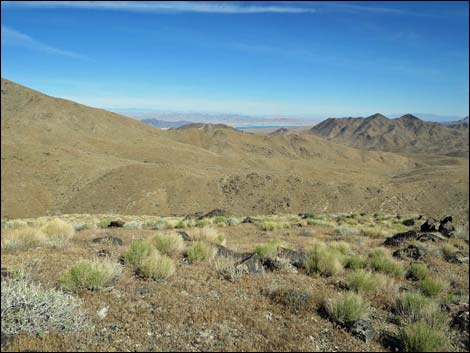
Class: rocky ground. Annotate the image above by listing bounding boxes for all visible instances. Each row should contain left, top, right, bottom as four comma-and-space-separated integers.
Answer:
1, 211, 469, 352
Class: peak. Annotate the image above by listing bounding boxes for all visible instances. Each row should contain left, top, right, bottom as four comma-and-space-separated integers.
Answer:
366, 113, 389, 120
398, 114, 421, 121
174, 123, 236, 131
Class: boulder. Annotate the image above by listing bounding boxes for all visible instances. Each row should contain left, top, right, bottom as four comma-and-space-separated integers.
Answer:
198, 209, 227, 220
420, 218, 439, 232
108, 221, 125, 228
277, 247, 307, 268
242, 216, 256, 224
349, 319, 376, 343
92, 236, 123, 246
183, 211, 204, 221
446, 252, 469, 264
438, 215, 455, 237
416, 232, 447, 242
215, 245, 248, 260
383, 230, 418, 247
261, 257, 297, 273
393, 244, 426, 260
235, 254, 264, 274
402, 218, 415, 227
452, 310, 469, 332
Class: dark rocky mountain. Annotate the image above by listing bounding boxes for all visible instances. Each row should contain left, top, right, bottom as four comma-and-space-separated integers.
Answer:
309, 113, 469, 157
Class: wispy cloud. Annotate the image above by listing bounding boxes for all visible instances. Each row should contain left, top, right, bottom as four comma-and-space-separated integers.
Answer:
1, 25, 85, 58
2, 1, 316, 14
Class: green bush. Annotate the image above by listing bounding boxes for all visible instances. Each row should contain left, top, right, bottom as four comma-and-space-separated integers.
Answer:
124, 240, 153, 267
305, 243, 343, 276
419, 277, 446, 297
348, 270, 380, 294
325, 291, 369, 323
137, 252, 175, 281
150, 232, 184, 256
61, 258, 122, 291
41, 219, 75, 247
395, 292, 446, 327
213, 216, 227, 224
345, 255, 367, 270
187, 241, 216, 262
335, 226, 360, 236
369, 249, 405, 278
399, 321, 448, 352
255, 239, 282, 260
174, 220, 186, 229
408, 263, 429, 281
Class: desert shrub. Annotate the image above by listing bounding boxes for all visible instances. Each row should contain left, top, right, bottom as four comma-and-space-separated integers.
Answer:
329, 241, 351, 255
360, 227, 387, 238
348, 270, 381, 294
123, 221, 142, 229
307, 219, 332, 227
1, 227, 47, 251
215, 258, 247, 282
195, 218, 211, 228
174, 220, 186, 229
187, 241, 216, 262
150, 232, 184, 256
1, 219, 28, 230
61, 258, 122, 292
345, 255, 367, 270
143, 219, 168, 230
440, 243, 458, 258
399, 321, 448, 352
303, 212, 316, 219
408, 263, 429, 281
419, 277, 446, 297
335, 226, 360, 236
325, 291, 369, 323
137, 251, 175, 281
1, 274, 87, 337
41, 219, 75, 246
369, 248, 405, 278
395, 292, 446, 327
96, 219, 112, 228
213, 216, 227, 224
189, 228, 225, 245
268, 288, 313, 312
255, 239, 282, 260
305, 243, 343, 276
259, 221, 276, 231
124, 239, 153, 267
226, 217, 242, 226
345, 218, 359, 226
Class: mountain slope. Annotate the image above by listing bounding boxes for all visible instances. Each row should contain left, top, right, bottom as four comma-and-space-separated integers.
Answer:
309, 113, 469, 157
1, 79, 468, 223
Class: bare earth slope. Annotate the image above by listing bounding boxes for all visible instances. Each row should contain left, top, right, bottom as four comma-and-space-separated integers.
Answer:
309, 113, 469, 157
1, 79, 468, 223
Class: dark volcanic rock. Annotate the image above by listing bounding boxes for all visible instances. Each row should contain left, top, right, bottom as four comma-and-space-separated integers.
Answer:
1, 268, 11, 279
393, 244, 426, 260
402, 218, 415, 226
108, 221, 125, 228
215, 245, 248, 260
446, 252, 469, 264
236, 254, 264, 274
92, 236, 123, 246
420, 218, 439, 232
438, 215, 455, 237
183, 211, 204, 221
416, 232, 447, 242
97, 249, 111, 257
277, 247, 307, 268
349, 319, 376, 343
452, 310, 469, 332
383, 230, 418, 247
176, 231, 190, 241
198, 209, 227, 219
242, 216, 256, 224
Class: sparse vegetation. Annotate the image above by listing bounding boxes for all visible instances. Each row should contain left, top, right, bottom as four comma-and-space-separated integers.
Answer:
60, 258, 122, 292
408, 263, 429, 281
325, 291, 369, 323
305, 243, 343, 276
347, 270, 380, 294
255, 239, 283, 260
1, 227, 47, 251
419, 276, 446, 297
345, 255, 367, 270
124, 239, 153, 267
189, 227, 226, 245
137, 251, 176, 281
41, 219, 75, 247
150, 232, 184, 256
399, 321, 448, 352
369, 248, 405, 278
187, 241, 216, 262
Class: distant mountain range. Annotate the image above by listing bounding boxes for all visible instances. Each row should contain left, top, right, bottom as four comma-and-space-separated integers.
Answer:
309, 113, 469, 157
441, 116, 469, 127
141, 118, 193, 129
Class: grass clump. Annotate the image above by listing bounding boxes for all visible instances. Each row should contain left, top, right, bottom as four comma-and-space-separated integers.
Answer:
419, 276, 446, 297
195, 218, 211, 228
399, 321, 448, 352
440, 243, 458, 258
1, 227, 47, 251
325, 291, 369, 323
41, 219, 75, 247
369, 248, 405, 278
1, 274, 87, 337
213, 216, 227, 225
305, 243, 343, 276
360, 227, 387, 238
306, 218, 332, 227
408, 263, 429, 281
150, 232, 184, 256
189, 228, 225, 245
395, 291, 447, 327
174, 220, 186, 229
60, 258, 122, 292
345, 255, 367, 270
347, 270, 381, 294
334, 226, 360, 236
124, 239, 153, 267
255, 239, 282, 260
137, 251, 175, 281
187, 241, 216, 262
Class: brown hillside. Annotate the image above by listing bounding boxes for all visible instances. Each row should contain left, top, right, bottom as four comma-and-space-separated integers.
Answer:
1, 79, 468, 224
309, 113, 469, 157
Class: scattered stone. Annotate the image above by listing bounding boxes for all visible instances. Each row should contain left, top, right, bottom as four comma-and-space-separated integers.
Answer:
277, 247, 306, 268
108, 221, 125, 228
198, 209, 227, 220
438, 215, 455, 237
299, 230, 315, 237
446, 252, 469, 264
393, 244, 426, 260
97, 249, 111, 257
420, 218, 439, 232
402, 218, 415, 226
97, 306, 109, 320
242, 216, 256, 224
235, 254, 264, 274
176, 231, 190, 241
92, 236, 123, 246
349, 320, 376, 343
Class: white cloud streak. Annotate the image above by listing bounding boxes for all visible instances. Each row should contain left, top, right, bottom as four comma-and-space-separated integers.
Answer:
1, 25, 85, 58
2, 1, 316, 14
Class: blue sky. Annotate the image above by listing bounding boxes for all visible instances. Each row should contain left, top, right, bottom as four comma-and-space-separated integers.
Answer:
1, 1, 469, 120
